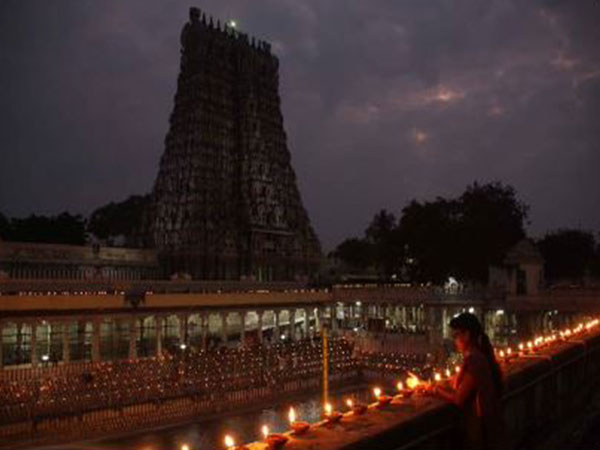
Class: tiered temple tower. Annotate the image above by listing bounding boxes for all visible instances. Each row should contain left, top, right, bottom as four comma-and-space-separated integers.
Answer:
150, 7, 321, 281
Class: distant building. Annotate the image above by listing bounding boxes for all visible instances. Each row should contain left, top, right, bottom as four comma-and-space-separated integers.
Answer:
489, 239, 544, 295
0, 240, 158, 280
149, 7, 321, 281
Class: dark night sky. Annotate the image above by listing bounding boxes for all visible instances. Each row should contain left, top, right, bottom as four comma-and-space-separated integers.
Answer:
1, 1, 599, 250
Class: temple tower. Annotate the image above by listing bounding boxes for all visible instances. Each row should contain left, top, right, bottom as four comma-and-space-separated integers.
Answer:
150, 7, 321, 280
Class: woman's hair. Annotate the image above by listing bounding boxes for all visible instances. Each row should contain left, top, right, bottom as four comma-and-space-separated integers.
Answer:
450, 312, 503, 396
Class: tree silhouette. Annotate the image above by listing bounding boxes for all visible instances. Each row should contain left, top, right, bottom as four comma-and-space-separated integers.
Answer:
0, 212, 10, 240
365, 209, 402, 277
88, 195, 151, 245
8, 212, 87, 245
399, 198, 459, 283
333, 181, 530, 284
538, 229, 596, 283
456, 182, 528, 282
333, 238, 373, 271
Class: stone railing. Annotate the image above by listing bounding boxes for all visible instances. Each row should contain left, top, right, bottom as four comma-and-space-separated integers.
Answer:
0, 279, 313, 295
237, 328, 600, 450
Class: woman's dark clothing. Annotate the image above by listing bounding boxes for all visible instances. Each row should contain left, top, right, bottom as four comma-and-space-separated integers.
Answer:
457, 348, 504, 450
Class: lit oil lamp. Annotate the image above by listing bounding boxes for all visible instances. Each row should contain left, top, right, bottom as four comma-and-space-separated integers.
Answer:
373, 387, 392, 406
224, 434, 249, 450
433, 372, 442, 383
406, 373, 421, 392
518, 343, 524, 355
527, 341, 533, 353
347, 398, 367, 415
181, 445, 190, 450
323, 402, 343, 424
454, 366, 461, 375
262, 425, 288, 450
445, 368, 451, 378
395, 380, 414, 399
288, 407, 310, 435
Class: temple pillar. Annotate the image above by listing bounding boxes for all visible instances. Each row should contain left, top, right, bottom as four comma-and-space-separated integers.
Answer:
315, 307, 322, 335
30, 322, 38, 368
273, 310, 280, 341
240, 311, 246, 345
201, 313, 208, 350
62, 321, 70, 363
290, 309, 297, 341
179, 313, 188, 344
221, 312, 228, 344
302, 308, 309, 338
331, 305, 339, 334
128, 316, 137, 360
91, 318, 101, 362
155, 316, 163, 356
257, 311, 263, 343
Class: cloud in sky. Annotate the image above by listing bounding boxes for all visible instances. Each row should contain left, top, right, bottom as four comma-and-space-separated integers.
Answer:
0, 0, 599, 250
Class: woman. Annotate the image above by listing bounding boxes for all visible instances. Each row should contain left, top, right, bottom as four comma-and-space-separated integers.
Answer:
432, 313, 504, 450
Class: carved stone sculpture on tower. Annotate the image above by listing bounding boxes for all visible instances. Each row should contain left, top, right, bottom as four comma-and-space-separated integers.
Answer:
150, 7, 321, 281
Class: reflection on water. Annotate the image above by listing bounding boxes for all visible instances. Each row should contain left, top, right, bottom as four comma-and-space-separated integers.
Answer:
34, 385, 374, 450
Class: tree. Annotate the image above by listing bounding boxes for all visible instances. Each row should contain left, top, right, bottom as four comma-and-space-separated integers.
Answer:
9, 212, 87, 245
333, 238, 373, 271
0, 212, 10, 240
365, 209, 402, 277
398, 198, 459, 283
593, 237, 600, 279
538, 229, 596, 283
396, 182, 528, 284
88, 194, 151, 245
455, 182, 528, 282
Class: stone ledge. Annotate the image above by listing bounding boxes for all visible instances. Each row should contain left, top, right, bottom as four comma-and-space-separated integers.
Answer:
243, 329, 600, 450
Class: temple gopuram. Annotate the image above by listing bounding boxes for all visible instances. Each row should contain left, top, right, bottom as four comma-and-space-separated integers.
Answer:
150, 7, 321, 281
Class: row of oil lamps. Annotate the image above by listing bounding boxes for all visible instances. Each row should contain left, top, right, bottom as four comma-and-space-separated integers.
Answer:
180, 317, 599, 450
495, 319, 599, 363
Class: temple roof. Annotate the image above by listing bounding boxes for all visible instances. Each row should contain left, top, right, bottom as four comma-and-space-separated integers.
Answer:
503, 238, 544, 265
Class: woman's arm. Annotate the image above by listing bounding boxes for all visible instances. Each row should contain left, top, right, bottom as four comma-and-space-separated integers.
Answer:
434, 371, 477, 407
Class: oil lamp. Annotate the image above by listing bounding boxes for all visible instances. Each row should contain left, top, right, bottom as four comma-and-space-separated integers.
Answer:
262, 425, 288, 449
373, 387, 392, 406
406, 374, 420, 390
395, 380, 413, 399
323, 402, 342, 424
288, 407, 310, 435
347, 397, 367, 415
224, 435, 249, 450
